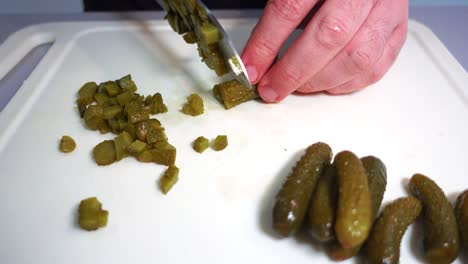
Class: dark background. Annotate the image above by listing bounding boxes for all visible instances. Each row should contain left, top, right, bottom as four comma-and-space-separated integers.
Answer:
83, 0, 268, 11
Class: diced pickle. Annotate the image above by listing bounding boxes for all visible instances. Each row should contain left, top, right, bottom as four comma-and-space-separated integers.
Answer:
181, 93, 204, 116
137, 150, 153, 163
114, 131, 134, 161
135, 119, 162, 142
78, 82, 98, 105
147, 127, 168, 144
107, 118, 120, 134
150, 93, 168, 114
101, 81, 121, 97
151, 141, 176, 166
213, 79, 258, 109
125, 101, 150, 124
183, 32, 197, 43
211, 135, 228, 151
103, 105, 123, 120
127, 140, 148, 156
193, 136, 209, 153
94, 92, 110, 106
59, 135, 76, 153
78, 197, 108, 231
198, 22, 219, 45
118, 74, 137, 92
93, 140, 116, 166
159, 164, 179, 194
83, 105, 106, 131
116, 91, 134, 106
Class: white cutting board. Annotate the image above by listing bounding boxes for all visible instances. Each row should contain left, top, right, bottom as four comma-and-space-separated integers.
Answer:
0, 19, 467, 264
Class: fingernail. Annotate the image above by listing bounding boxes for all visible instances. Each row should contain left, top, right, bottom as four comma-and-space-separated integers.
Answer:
245, 65, 258, 83
260, 86, 279, 102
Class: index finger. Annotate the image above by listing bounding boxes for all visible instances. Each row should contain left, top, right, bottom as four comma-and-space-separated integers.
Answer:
241, 0, 319, 84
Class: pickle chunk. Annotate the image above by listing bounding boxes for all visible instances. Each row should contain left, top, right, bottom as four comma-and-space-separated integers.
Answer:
365, 197, 422, 264
211, 135, 228, 151
159, 164, 179, 194
181, 93, 204, 116
334, 151, 372, 249
273, 142, 333, 237
193, 136, 209, 153
456, 190, 468, 250
93, 140, 116, 166
409, 173, 460, 264
213, 79, 258, 109
59, 135, 76, 153
78, 197, 109, 231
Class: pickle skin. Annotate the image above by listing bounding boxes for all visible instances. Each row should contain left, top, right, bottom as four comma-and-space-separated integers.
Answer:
456, 190, 468, 250
273, 142, 333, 237
334, 151, 373, 249
327, 155, 387, 260
409, 173, 460, 264
365, 197, 422, 264
306, 164, 337, 242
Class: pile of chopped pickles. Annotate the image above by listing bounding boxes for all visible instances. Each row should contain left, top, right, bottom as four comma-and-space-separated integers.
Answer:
76, 74, 179, 195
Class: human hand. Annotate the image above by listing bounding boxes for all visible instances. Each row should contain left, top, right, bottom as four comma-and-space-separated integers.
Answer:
241, 0, 408, 102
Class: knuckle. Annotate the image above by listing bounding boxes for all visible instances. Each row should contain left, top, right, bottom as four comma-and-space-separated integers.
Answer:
269, 0, 304, 23
314, 14, 351, 49
347, 49, 373, 74
279, 65, 303, 86
251, 38, 278, 60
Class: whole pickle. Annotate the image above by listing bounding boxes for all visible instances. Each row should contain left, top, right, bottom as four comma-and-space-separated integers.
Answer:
365, 197, 422, 264
334, 151, 372, 249
456, 190, 468, 250
328, 156, 387, 260
409, 173, 460, 264
306, 164, 337, 242
273, 142, 332, 237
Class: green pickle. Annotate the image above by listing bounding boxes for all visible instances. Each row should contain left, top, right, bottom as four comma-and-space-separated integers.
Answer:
127, 140, 148, 157
137, 150, 153, 163
365, 197, 422, 264
306, 164, 337, 242
135, 119, 162, 142
328, 156, 387, 260
181, 93, 204, 116
159, 164, 179, 194
273, 142, 333, 237
409, 173, 460, 264
94, 92, 110, 106
211, 135, 228, 151
114, 131, 134, 161
193, 136, 209, 153
149, 93, 168, 114
59, 135, 76, 153
183, 32, 197, 43
101, 81, 121, 97
118, 74, 137, 92
455, 190, 468, 250
93, 140, 116, 166
78, 197, 109, 231
78, 82, 98, 105
213, 79, 258, 109
116, 91, 134, 106
334, 151, 372, 249
151, 141, 177, 166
